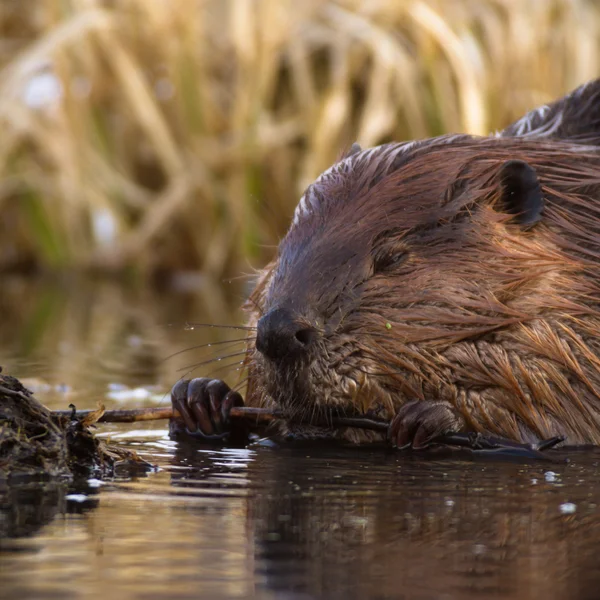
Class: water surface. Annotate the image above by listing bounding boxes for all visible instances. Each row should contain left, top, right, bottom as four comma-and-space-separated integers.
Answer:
2, 278, 600, 600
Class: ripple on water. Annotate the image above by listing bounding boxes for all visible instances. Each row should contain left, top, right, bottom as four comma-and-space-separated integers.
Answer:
3, 432, 600, 599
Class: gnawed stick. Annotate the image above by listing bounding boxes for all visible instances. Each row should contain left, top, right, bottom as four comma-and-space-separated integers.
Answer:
51, 406, 389, 432
51, 405, 563, 459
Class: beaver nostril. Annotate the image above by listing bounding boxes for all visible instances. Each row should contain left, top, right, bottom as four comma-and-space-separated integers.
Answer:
295, 328, 317, 346
256, 308, 318, 362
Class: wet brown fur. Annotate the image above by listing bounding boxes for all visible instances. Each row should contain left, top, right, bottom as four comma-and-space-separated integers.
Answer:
242, 81, 600, 445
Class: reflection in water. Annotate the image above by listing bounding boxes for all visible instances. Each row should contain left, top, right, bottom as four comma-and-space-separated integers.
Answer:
0, 482, 68, 539
3, 439, 600, 600
2, 279, 600, 599
0, 276, 247, 410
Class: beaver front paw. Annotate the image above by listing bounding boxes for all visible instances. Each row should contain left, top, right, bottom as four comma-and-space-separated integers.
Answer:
169, 378, 245, 442
387, 400, 465, 450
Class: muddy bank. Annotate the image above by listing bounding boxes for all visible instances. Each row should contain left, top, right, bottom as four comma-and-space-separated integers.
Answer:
0, 368, 147, 482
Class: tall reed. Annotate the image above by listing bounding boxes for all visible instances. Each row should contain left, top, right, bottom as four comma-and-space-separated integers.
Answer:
0, 0, 598, 278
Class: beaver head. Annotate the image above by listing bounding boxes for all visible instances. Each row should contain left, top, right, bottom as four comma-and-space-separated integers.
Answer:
244, 86, 600, 444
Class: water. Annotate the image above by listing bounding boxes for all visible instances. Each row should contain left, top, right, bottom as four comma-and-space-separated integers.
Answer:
2, 278, 600, 599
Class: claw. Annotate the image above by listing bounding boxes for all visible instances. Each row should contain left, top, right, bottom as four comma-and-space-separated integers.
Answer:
169, 377, 246, 443
388, 400, 464, 450
388, 401, 563, 461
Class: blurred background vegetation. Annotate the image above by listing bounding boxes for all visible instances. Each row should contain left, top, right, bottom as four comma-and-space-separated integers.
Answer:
0, 0, 598, 282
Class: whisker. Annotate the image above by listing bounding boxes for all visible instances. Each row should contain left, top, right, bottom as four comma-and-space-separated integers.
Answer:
183, 322, 257, 331
205, 360, 247, 380
224, 272, 260, 282
176, 350, 249, 374
177, 359, 246, 384
309, 396, 319, 427
161, 336, 254, 362
290, 402, 302, 424
231, 376, 250, 394
244, 294, 264, 318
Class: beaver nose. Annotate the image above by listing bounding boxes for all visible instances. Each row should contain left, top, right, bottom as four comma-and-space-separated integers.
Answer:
256, 307, 318, 362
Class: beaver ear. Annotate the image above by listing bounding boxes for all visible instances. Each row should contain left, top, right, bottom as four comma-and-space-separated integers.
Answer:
497, 159, 544, 226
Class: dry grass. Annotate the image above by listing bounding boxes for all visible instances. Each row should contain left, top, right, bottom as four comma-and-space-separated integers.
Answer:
0, 0, 598, 279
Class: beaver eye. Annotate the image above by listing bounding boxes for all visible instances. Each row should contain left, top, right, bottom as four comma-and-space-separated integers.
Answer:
373, 250, 408, 274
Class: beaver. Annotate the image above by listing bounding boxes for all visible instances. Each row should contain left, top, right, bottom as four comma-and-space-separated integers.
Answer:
170, 79, 600, 448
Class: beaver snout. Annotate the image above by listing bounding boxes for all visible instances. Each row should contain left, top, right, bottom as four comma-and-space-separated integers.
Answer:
256, 307, 319, 363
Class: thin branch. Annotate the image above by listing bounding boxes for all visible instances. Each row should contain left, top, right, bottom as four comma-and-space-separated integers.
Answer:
51, 405, 387, 430
49, 405, 563, 459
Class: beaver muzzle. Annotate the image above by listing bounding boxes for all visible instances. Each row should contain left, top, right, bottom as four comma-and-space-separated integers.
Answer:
256, 307, 320, 364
